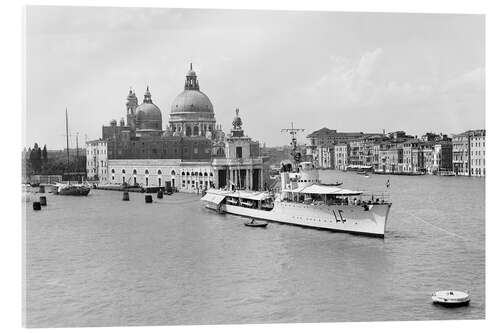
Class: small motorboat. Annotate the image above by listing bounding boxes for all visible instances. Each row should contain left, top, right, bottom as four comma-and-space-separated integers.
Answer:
244, 219, 268, 228
432, 290, 470, 307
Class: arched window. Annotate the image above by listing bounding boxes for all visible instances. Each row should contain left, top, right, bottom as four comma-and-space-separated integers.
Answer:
157, 169, 162, 175
171, 170, 176, 176
204, 172, 208, 177
122, 169, 125, 174
145, 169, 149, 175
181, 171, 185, 176
111, 169, 115, 174
186, 172, 190, 176
186, 126, 192, 136
193, 125, 199, 136
209, 172, 213, 177
133, 169, 137, 175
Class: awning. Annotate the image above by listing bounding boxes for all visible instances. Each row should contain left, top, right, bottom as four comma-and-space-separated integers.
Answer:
234, 191, 272, 201
201, 193, 226, 205
284, 184, 362, 196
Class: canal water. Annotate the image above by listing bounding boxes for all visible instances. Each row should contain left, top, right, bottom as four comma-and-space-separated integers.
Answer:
24, 171, 485, 327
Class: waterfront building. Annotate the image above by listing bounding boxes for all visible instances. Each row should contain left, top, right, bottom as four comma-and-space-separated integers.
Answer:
333, 144, 349, 170
402, 139, 420, 172
388, 145, 404, 173
86, 139, 108, 181
316, 145, 334, 168
470, 130, 486, 176
211, 109, 264, 191
306, 128, 364, 166
306, 128, 364, 146
360, 135, 386, 168
374, 141, 395, 172
433, 141, 453, 173
452, 129, 485, 177
378, 143, 404, 173
348, 138, 364, 166
346, 134, 383, 167
421, 141, 435, 174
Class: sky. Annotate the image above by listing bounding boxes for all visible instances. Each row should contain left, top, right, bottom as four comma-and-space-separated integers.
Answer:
24, 6, 485, 149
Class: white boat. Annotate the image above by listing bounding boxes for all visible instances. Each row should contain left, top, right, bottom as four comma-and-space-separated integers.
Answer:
432, 290, 470, 306
438, 171, 456, 177
54, 182, 91, 196
202, 161, 391, 237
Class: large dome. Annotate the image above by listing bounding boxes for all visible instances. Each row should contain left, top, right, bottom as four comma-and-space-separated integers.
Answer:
171, 90, 214, 116
135, 87, 162, 130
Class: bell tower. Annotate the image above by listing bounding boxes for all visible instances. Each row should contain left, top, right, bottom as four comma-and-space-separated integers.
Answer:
126, 88, 138, 129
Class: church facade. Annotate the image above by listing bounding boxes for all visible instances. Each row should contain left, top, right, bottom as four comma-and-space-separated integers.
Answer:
86, 64, 266, 192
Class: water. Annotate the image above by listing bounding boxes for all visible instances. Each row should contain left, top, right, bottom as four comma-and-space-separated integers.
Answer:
24, 171, 485, 327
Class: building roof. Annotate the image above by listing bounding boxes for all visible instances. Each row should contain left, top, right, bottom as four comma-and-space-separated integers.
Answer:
307, 127, 364, 138
453, 129, 486, 138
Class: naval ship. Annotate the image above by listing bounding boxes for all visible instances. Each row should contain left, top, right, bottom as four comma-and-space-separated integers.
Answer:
201, 126, 392, 237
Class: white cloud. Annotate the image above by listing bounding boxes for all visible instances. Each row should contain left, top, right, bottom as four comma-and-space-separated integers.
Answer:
304, 49, 484, 113
442, 67, 485, 95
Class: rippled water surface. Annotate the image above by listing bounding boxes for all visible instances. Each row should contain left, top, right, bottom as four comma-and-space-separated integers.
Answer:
24, 171, 485, 327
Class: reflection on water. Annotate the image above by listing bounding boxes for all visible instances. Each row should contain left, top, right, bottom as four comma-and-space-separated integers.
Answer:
25, 171, 485, 327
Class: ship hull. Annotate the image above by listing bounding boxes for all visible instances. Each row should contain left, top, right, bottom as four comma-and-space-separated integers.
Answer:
206, 201, 391, 237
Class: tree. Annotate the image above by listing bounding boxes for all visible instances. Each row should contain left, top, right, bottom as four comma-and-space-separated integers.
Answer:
30, 143, 42, 173
42, 145, 48, 164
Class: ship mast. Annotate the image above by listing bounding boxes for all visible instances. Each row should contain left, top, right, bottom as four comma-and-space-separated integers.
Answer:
65, 108, 70, 170
281, 122, 305, 168
76, 132, 79, 170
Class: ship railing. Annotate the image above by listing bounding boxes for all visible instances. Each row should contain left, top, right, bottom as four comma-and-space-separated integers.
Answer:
359, 192, 391, 204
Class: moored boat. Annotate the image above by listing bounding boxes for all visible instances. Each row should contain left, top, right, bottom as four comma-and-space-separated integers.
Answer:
244, 219, 268, 228
432, 290, 470, 307
438, 171, 456, 176
55, 182, 91, 196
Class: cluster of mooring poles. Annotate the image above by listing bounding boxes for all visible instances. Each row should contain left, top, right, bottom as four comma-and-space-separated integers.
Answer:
120, 189, 166, 203
32, 185, 48, 211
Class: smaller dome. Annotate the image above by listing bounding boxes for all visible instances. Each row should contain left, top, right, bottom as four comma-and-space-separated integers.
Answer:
135, 86, 162, 130
136, 103, 162, 120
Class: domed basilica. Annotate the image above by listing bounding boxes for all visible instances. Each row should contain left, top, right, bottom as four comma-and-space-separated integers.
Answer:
90, 64, 264, 193
116, 64, 223, 141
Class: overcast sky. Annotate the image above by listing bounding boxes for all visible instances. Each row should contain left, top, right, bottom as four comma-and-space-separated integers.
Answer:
25, 6, 484, 149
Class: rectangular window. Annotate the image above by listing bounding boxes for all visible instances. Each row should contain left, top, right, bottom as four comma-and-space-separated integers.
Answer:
236, 146, 243, 158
